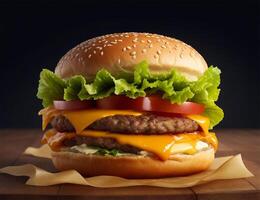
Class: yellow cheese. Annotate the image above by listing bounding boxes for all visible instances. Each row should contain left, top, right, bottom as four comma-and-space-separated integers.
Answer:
39, 107, 142, 133
39, 107, 216, 160
43, 129, 218, 160
40, 107, 210, 135
69, 142, 209, 157
39, 107, 211, 135
186, 114, 210, 135
78, 130, 218, 160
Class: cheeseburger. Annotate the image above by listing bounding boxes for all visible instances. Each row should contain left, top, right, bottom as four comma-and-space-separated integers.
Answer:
37, 32, 224, 178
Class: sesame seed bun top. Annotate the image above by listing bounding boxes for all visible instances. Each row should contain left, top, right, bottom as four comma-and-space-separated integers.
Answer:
55, 32, 208, 81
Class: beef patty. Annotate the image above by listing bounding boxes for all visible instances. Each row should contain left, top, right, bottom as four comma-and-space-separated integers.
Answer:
51, 114, 199, 134
76, 136, 141, 154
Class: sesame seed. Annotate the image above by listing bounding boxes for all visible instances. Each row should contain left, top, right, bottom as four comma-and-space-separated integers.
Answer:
126, 46, 132, 50
118, 39, 123, 42
104, 41, 108, 43
103, 44, 107, 47
93, 50, 96, 54
161, 45, 166, 49
100, 51, 104, 56
130, 51, 136, 56
154, 54, 159, 59
110, 41, 117, 44
107, 44, 112, 47
149, 44, 153, 48
88, 54, 92, 58
132, 38, 138, 43
132, 44, 136, 48
122, 47, 127, 52
132, 55, 136, 59
124, 35, 129, 37
92, 44, 96, 46
118, 58, 121, 64
84, 49, 88, 52
96, 46, 102, 50
141, 40, 145, 43
147, 39, 152, 43
157, 50, 161, 55
165, 41, 169, 45
142, 49, 147, 53
75, 53, 79, 57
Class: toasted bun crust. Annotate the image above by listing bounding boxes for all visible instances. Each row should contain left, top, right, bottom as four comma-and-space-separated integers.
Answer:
51, 148, 214, 178
55, 32, 208, 81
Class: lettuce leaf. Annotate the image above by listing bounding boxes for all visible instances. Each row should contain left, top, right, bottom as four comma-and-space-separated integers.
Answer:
78, 69, 115, 100
37, 61, 224, 128
95, 148, 121, 156
203, 102, 224, 129
37, 69, 66, 107
190, 67, 221, 103
64, 76, 86, 100
189, 67, 223, 128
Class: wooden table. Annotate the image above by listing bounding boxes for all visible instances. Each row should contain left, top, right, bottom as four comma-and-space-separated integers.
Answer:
0, 129, 259, 200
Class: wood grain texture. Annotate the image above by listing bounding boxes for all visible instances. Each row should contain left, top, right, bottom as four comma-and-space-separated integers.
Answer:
0, 129, 259, 200
0, 130, 60, 199
59, 185, 195, 200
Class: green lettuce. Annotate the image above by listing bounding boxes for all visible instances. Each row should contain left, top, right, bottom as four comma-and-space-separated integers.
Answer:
95, 148, 121, 156
37, 61, 224, 128
37, 69, 66, 107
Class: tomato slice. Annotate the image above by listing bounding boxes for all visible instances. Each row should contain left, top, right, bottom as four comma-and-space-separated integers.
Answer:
53, 100, 95, 110
97, 95, 205, 115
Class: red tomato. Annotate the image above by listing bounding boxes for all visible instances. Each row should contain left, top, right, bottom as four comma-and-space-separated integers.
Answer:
53, 100, 95, 110
97, 95, 205, 115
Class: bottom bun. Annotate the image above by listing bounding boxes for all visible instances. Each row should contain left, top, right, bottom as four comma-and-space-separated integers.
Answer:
51, 147, 214, 178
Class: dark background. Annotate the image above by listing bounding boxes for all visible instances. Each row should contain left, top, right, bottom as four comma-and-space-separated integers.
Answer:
0, 0, 259, 129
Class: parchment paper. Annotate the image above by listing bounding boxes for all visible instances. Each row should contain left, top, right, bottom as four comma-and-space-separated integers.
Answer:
0, 145, 253, 188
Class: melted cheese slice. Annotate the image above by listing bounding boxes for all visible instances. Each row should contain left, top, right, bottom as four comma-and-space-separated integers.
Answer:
39, 107, 215, 160
186, 114, 210, 135
39, 107, 142, 133
43, 129, 218, 161
39, 107, 210, 135
78, 130, 217, 160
